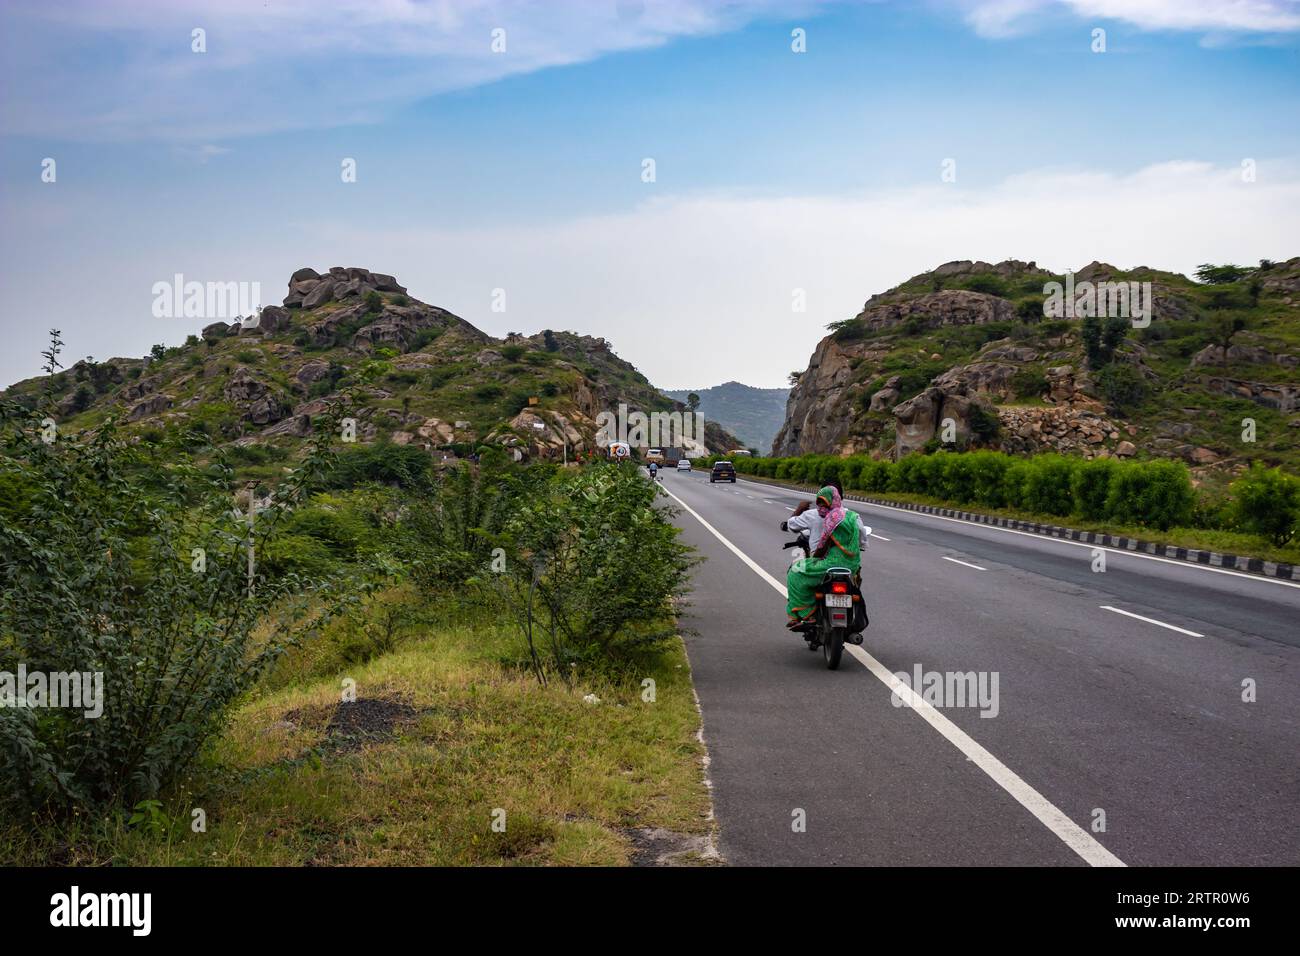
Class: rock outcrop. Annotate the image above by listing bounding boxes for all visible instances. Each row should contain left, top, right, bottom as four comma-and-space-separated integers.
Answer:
283, 266, 407, 309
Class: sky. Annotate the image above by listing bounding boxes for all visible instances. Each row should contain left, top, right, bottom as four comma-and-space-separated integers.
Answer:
1, 0, 1298, 390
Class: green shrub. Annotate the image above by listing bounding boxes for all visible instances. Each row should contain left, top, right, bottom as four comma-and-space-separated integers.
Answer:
1105, 460, 1195, 531
0, 403, 344, 812
1071, 458, 1117, 521
967, 450, 1010, 508
500, 344, 527, 361
1020, 455, 1077, 516
1010, 368, 1049, 400
1098, 362, 1148, 413
326, 442, 431, 489
1230, 464, 1300, 546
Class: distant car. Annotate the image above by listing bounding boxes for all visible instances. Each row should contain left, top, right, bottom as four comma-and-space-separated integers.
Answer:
710, 461, 736, 483
677, 459, 692, 472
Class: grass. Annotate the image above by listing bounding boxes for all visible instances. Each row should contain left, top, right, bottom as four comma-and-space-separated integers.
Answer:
0, 588, 714, 867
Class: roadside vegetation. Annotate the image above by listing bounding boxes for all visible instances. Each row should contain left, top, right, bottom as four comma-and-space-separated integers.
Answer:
708, 451, 1300, 565
0, 351, 710, 865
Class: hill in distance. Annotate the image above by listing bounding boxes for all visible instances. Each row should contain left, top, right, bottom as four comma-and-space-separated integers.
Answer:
663, 381, 790, 454
2, 266, 741, 475
775, 256, 1300, 486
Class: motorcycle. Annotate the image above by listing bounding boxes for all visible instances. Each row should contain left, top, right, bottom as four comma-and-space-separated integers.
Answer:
781, 519, 870, 670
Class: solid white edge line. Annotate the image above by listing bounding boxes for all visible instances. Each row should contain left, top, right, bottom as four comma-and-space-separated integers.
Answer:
727, 479, 1300, 592
660, 482, 1126, 868
941, 555, 987, 571
1100, 605, 1205, 638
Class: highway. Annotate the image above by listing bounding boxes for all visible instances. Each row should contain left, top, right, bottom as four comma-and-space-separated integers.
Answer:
657, 469, 1300, 866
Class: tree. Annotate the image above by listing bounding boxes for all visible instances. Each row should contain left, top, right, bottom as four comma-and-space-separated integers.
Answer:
1212, 313, 1246, 376
686, 392, 700, 412
1082, 314, 1129, 368
542, 329, 559, 352
1195, 263, 1251, 285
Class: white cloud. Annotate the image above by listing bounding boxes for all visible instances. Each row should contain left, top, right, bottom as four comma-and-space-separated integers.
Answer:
0, 0, 828, 142
2, 160, 1295, 393
290, 159, 1300, 391
960, 0, 1300, 37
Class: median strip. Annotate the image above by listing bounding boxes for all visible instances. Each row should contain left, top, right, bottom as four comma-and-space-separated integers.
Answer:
660, 481, 1126, 868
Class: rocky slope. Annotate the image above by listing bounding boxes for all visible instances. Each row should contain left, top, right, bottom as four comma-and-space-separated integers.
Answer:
773, 257, 1300, 479
3, 266, 739, 464
663, 381, 789, 453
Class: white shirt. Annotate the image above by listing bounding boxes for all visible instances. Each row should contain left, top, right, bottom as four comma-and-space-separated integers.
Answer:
785, 508, 823, 544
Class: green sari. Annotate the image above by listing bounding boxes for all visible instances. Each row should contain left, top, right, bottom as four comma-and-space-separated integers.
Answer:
786, 490, 861, 623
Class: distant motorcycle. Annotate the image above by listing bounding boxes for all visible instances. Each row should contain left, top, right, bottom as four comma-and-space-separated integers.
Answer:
780, 519, 869, 670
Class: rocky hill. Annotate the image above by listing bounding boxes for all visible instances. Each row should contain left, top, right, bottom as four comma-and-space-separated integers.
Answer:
2, 266, 739, 467
663, 381, 789, 454
774, 257, 1300, 482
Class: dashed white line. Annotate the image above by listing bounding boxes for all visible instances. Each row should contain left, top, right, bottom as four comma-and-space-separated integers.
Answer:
868, 532, 890, 542
660, 481, 1124, 868
1100, 605, 1204, 638
942, 555, 987, 571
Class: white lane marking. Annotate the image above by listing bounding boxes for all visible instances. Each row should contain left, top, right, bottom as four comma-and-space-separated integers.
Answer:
942, 555, 987, 571
1100, 605, 1205, 638
661, 482, 1125, 868
868, 532, 891, 542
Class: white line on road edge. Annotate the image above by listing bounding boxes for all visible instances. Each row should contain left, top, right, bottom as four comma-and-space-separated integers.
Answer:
1100, 605, 1205, 638
941, 555, 987, 571
661, 482, 1125, 868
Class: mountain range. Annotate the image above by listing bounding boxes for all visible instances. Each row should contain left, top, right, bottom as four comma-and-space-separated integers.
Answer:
663, 381, 789, 454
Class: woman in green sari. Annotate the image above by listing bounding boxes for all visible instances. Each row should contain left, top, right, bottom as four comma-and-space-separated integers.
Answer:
786, 486, 862, 625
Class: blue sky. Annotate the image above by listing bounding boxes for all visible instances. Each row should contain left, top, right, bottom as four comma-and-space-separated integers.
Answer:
2, 0, 1298, 390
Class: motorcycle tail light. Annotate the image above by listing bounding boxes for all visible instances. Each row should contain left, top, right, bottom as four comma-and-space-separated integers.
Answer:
830, 581, 849, 594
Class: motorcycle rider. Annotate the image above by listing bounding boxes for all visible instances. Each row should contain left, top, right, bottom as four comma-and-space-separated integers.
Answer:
648, 461, 659, 481
785, 485, 862, 627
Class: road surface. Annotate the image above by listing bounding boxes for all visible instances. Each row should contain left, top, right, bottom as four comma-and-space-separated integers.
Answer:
658, 470, 1300, 866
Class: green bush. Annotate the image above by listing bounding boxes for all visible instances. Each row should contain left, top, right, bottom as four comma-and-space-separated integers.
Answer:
326, 441, 431, 489
1105, 459, 1195, 531
1020, 455, 1077, 516
0, 403, 344, 812
1098, 363, 1148, 413
1230, 464, 1300, 547
1071, 458, 1117, 521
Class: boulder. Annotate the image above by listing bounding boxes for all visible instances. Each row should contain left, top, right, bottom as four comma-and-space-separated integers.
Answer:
1115, 440, 1136, 457
256, 306, 290, 333
290, 267, 322, 283
892, 388, 943, 457
371, 273, 407, 294
301, 279, 337, 309
295, 360, 330, 390
202, 321, 230, 341
261, 414, 312, 438
127, 393, 171, 421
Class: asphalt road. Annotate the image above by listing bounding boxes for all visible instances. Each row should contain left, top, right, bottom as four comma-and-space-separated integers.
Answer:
656, 469, 1300, 866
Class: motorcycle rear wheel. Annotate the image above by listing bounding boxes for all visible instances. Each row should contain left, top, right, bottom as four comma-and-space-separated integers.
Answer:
823, 628, 844, 670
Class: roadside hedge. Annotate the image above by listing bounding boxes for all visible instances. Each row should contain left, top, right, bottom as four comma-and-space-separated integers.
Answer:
717, 449, 1203, 531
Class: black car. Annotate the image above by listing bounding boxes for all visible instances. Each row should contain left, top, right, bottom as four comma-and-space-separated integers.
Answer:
710, 460, 736, 483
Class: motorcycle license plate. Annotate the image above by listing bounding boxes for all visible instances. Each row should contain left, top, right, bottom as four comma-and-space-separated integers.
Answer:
825, 593, 852, 608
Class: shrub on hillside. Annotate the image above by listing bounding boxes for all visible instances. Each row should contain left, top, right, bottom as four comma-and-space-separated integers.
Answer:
1230, 464, 1300, 547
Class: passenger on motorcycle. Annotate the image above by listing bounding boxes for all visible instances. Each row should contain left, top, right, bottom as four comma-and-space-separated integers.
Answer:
786, 485, 862, 626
